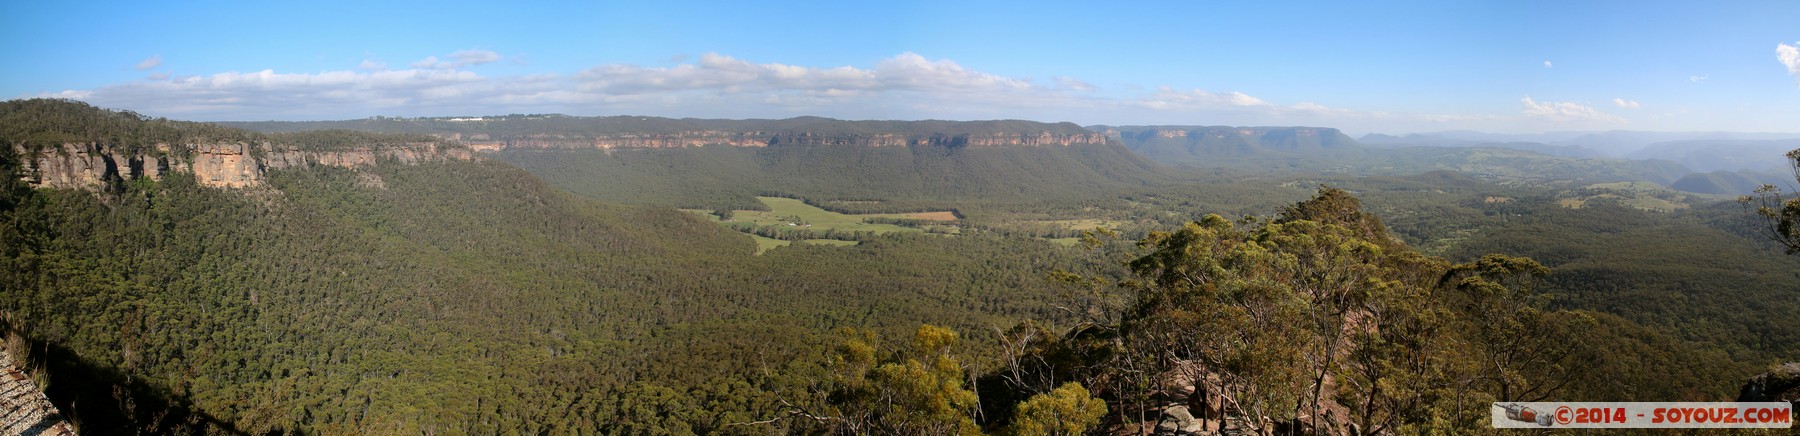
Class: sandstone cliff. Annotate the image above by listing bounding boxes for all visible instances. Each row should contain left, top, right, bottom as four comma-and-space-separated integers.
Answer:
16, 141, 473, 190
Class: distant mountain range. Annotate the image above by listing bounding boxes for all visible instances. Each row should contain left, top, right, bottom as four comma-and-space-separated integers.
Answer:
1625, 139, 1800, 173
1090, 125, 1359, 161
221, 116, 1110, 151
1362, 130, 1800, 173
219, 114, 1800, 196
1096, 125, 1697, 188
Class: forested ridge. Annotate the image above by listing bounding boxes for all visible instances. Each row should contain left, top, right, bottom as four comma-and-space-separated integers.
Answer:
1, 102, 1132, 432
497, 144, 1168, 215
2, 100, 1795, 434
1, 153, 1133, 432
502, 138, 1800, 378
2, 99, 442, 154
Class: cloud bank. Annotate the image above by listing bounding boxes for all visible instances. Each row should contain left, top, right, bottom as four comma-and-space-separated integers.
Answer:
1521, 96, 1623, 123
44, 50, 1553, 132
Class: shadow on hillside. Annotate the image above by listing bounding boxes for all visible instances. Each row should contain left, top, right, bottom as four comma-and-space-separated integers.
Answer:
22, 335, 248, 435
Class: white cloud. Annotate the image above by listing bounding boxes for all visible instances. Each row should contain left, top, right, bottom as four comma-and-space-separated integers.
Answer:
58, 52, 1102, 120
47, 68, 499, 119
573, 52, 1040, 96
1612, 98, 1641, 109
1053, 77, 1095, 92
1690, 74, 1708, 83
1134, 87, 1270, 110
1291, 102, 1332, 112
1779, 42, 1800, 86
1543, 60, 1552, 68
43, 51, 1518, 132
1418, 113, 1498, 123
412, 49, 503, 69
135, 55, 162, 71
1521, 96, 1623, 123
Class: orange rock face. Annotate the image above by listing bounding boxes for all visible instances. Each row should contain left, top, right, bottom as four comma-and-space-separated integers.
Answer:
17, 141, 475, 189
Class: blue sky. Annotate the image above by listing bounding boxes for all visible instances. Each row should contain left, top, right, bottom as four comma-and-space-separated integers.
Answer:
4, 0, 1798, 134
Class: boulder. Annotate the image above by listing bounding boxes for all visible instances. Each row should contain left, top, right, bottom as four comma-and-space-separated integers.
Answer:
1737, 362, 1800, 404
1155, 405, 1206, 435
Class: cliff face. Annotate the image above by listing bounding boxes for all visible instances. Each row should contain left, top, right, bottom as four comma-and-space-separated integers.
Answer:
188, 143, 261, 188
17, 141, 473, 190
459, 130, 1110, 151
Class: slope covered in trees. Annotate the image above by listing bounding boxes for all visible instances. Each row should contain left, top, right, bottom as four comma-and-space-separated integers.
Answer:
1277, 172, 1800, 366
2, 99, 442, 153
0, 103, 1119, 432
2, 153, 1135, 433
496, 143, 1168, 215
734, 189, 1750, 434
3, 101, 1790, 433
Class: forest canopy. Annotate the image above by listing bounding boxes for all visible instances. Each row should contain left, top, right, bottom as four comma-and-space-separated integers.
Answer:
0, 100, 1790, 434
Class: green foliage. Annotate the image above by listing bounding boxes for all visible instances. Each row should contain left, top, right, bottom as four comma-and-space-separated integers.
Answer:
1739, 147, 1800, 254
1275, 185, 1394, 247
496, 143, 1168, 216
1001, 187, 1728, 433
1440, 255, 1596, 403
1010, 382, 1106, 436
1120, 209, 1391, 427
1433, 197, 1800, 363
827, 325, 981, 435
0, 99, 437, 154
0, 99, 252, 152
0, 155, 1103, 433
6, 101, 1792, 434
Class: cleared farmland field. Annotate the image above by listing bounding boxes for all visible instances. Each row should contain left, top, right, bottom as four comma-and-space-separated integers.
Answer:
689, 197, 960, 253
728, 197, 955, 234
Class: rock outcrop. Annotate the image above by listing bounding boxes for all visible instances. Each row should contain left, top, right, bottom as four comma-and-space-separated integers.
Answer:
16, 141, 473, 190
1737, 362, 1800, 405
16, 143, 115, 190
1154, 405, 1205, 435
1, 345, 75, 436
189, 143, 262, 188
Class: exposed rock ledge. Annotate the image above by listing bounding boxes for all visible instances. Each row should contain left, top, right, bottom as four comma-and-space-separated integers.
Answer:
1737, 362, 1800, 405
1, 342, 75, 436
15, 141, 473, 190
